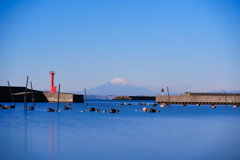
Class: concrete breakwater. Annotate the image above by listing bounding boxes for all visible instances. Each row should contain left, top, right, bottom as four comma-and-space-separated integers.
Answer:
156, 92, 240, 105
0, 86, 84, 103
113, 95, 156, 100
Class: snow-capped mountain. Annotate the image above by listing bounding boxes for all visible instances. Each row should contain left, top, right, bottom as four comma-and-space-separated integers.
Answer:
76, 77, 156, 95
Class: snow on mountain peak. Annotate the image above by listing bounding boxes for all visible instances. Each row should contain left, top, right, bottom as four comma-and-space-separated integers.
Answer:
109, 77, 134, 86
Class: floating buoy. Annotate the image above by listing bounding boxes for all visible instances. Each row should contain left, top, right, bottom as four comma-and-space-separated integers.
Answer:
1, 106, 8, 109
103, 110, 106, 113
48, 108, 55, 112
9, 105, 15, 109
160, 103, 165, 107
233, 105, 237, 108
81, 110, 84, 112
157, 111, 160, 113
88, 107, 95, 111
142, 107, 147, 112
109, 109, 116, 113
64, 106, 70, 110
135, 109, 138, 111
29, 106, 34, 110
149, 108, 156, 112
212, 105, 217, 108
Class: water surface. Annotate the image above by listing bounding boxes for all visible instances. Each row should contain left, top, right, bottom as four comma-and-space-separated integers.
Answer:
0, 100, 240, 160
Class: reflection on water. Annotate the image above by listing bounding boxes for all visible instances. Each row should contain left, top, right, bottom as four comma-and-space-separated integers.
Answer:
24, 112, 27, 160
0, 100, 240, 160
50, 115, 53, 160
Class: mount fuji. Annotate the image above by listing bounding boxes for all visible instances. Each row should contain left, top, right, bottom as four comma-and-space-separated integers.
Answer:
76, 77, 156, 96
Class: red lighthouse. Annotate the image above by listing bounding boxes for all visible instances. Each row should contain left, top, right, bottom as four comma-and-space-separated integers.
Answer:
49, 71, 57, 92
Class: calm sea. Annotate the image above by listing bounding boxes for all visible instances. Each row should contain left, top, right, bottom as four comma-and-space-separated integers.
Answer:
0, 100, 240, 160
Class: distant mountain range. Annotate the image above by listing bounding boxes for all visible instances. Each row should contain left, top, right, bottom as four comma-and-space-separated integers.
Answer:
74, 77, 240, 99
75, 77, 157, 96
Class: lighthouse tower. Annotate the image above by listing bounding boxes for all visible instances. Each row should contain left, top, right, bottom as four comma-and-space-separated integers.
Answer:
49, 71, 57, 92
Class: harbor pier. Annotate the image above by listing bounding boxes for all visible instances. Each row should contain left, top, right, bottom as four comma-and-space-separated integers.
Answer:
156, 92, 240, 106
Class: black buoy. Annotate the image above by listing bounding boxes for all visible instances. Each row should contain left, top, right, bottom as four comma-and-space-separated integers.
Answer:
109, 109, 116, 113
149, 108, 156, 112
48, 108, 55, 112
9, 105, 15, 109
1, 106, 8, 109
88, 107, 95, 111
64, 106, 70, 110
29, 106, 34, 110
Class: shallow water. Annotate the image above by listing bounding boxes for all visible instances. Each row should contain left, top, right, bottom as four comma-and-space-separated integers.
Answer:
0, 100, 240, 160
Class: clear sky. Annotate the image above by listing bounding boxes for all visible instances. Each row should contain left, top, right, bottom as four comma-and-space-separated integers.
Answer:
0, 0, 239, 93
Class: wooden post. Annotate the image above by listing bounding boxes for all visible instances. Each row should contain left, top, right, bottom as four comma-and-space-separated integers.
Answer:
167, 87, 171, 107
30, 81, 35, 106
57, 84, 61, 110
23, 76, 29, 110
84, 88, 88, 106
7, 81, 15, 106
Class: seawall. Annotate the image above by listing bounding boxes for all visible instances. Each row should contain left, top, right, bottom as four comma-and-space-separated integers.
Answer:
0, 86, 84, 103
156, 92, 240, 105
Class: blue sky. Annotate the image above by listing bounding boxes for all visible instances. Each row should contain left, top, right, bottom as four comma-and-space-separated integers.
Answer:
0, 0, 239, 93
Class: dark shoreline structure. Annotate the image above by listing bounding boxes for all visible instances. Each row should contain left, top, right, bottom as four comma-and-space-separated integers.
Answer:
0, 86, 84, 103
156, 92, 240, 106
113, 95, 155, 100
